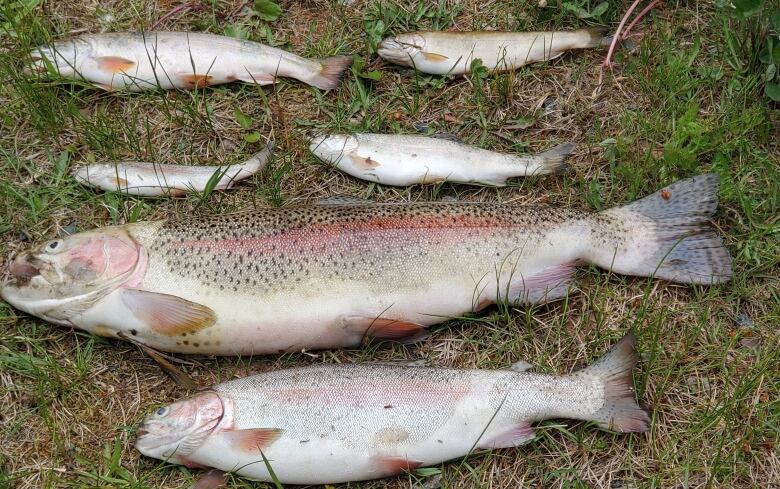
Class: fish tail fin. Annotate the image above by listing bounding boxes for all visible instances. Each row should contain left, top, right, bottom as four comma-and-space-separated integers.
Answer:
536, 142, 574, 174
589, 174, 732, 284
575, 333, 650, 433
307, 55, 353, 90
582, 27, 613, 48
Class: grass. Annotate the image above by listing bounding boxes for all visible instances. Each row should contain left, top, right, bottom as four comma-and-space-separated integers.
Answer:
1, 0, 778, 488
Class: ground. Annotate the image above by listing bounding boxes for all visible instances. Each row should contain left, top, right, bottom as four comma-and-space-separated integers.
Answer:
0, 0, 778, 488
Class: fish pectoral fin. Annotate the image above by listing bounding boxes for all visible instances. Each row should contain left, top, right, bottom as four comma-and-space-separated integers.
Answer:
373, 455, 424, 474
233, 72, 276, 85
119, 289, 216, 336
345, 316, 429, 345
95, 56, 137, 73
476, 422, 535, 449
218, 428, 283, 453
422, 51, 449, 62
348, 152, 381, 169
190, 469, 227, 489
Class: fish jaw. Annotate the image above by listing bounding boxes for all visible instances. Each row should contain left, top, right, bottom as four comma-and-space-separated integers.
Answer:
29, 40, 91, 79
377, 36, 421, 69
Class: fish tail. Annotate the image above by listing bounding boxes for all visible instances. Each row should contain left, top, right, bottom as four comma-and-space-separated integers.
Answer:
575, 333, 650, 433
589, 174, 732, 284
582, 27, 613, 48
307, 55, 353, 90
536, 142, 574, 174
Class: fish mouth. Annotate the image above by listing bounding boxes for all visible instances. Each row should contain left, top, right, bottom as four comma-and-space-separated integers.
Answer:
8, 253, 41, 284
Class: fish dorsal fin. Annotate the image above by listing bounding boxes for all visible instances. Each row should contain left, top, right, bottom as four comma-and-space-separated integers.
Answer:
508, 360, 533, 373
316, 194, 373, 206
120, 289, 216, 336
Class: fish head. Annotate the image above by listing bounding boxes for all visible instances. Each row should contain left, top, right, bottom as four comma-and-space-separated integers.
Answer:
135, 391, 225, 462
309, 134, 360, 164
28, 38, 91, 78
1, 226, 145, 324
377, 33, 428, 68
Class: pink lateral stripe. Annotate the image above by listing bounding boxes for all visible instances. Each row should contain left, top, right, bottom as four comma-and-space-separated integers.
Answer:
174, 214, 510, 254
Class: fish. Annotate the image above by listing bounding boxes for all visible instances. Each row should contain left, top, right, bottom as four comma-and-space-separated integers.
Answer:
134, 333, 650, 484
0, 174, 732, 355
309, 133, 572, 186
378, 28, 611, 75
29, 32, 352, 91
71, 143, 274, 197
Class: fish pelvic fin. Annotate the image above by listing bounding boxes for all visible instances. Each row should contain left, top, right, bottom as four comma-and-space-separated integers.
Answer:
576, 333, 650, 433
536, 142, 574, 175
308, 55, 353, 90
592, 174, 732, 284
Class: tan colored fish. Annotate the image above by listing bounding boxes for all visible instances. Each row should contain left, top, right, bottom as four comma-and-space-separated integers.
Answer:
309, 134, 572, 186
1, 175, 731, 355
378, 28, 610, 75
135, 334, 649, 484
30, 32, 352, 91
72, 143, 274, 197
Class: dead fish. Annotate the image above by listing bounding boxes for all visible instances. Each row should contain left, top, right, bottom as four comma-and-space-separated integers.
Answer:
309, 133, 572, 186
135, 334, 649, 484
1, 174, 731, 355
30, 32, 352, 91
378, 28, 611, 75
72, 143, 274, 197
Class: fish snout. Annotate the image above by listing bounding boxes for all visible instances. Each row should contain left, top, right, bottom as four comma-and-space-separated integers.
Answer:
9, 252, 41, 281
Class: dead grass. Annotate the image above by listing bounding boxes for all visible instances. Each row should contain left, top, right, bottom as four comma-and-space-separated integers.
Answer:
1, 0, 778, 488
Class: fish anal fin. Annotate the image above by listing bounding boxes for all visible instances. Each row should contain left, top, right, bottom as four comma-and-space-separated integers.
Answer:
120, 289, 216, 336
423, 52, 449, 62
373, 455, 423, 474
364, 318, 429, 344
508, 260, 579, 304
190, 469, 227, 489
476, 422, 535, 449
96, 56, 136, 73
219, 428, 283, 453
233, 72, 276, 85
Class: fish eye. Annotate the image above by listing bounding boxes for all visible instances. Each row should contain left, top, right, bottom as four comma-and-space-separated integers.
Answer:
156, 406, 169, 417
44, 239, 64, 253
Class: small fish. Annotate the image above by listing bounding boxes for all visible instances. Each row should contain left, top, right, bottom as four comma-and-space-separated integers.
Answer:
309, 133, 572, 186
72, 143, 274, 197
135, 334, 649, 484
378, 28, 611, 75
30, 32, 352, 91
1, 175, 731, 355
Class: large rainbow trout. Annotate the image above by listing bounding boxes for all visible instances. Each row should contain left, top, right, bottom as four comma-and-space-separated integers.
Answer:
135, 334, 649, 484
1, 175, 731, 355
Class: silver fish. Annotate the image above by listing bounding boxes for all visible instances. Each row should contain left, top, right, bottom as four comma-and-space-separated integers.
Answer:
72, 143, 274, 197
30, 32, 352, 91
1, 175, 731, 355
378, 29, 610, 75
135, 334, 649, 484
309, 134, 572, 186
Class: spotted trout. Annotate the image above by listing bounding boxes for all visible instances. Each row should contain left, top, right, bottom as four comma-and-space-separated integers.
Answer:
378, 28, 611, 75
135, 334, 649, 484
29, 32, 352, 91
1, 175, 731, 355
